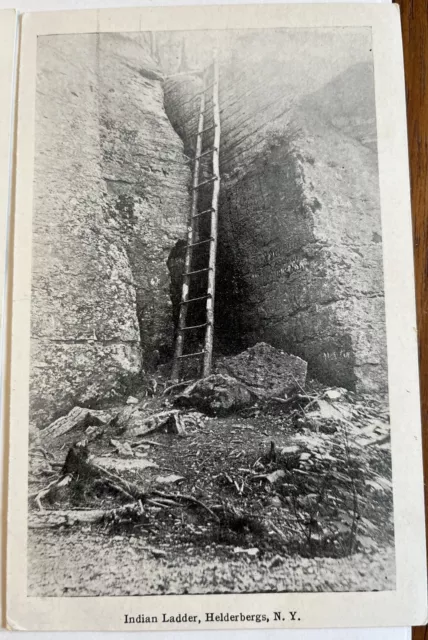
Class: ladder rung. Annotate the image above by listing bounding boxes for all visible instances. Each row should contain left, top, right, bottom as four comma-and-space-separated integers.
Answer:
180, 322, 209, 331
188, 237, 214, 248
193, 176, 218, 190
192, 207, 214, 219
177, 351, 205, 359
198, 124, 217, 136
180, 294, 212, 305
195, 148, 217, 160
185, 267, 212, 276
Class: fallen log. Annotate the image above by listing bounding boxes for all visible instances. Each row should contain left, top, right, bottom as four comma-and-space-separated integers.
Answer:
41, 407, 113, 439
28, 503, 144, 529
32, 444, 220, 525
28, 509, 106, 529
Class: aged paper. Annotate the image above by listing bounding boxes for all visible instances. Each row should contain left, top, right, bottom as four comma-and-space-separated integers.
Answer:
6, 3, 427, 631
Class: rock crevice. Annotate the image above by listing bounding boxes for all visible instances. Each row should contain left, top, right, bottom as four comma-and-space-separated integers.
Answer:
163, 31, 387, 394
31, 29, 388, 427
31, 33, 191, 426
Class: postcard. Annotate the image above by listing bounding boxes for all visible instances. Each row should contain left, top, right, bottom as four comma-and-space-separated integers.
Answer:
5, 3, 426, 631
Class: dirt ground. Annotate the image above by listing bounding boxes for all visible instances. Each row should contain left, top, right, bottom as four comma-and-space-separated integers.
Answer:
28, 384, 395, 596
28, 528, 395, 596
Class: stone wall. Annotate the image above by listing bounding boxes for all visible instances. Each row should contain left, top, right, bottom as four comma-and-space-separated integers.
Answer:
163, 30, 387, 393
31, 34, 190, 426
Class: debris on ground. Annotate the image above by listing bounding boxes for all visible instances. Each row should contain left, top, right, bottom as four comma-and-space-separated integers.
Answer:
296, 390, 390, 447
93, 457, 159, 473
128, 410, 181, 437
233, 547, 259, 556
28, 363, 394, 596
268, 554, 284, 569
28, 503, 146, 529
118, 408, 201, 438
41, 406, 113, 439
155, 474, 185, 485
216, 342, 307, 400
175, 374, 255, 415
28, 526, 395, 595
117, 407, 179, 436
253, 469, 286, 484
165, 412, 186, 436
110, 439, 134, 458
29, 509, 107, 529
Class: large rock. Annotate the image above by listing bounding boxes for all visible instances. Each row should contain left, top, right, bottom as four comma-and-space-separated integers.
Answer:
163, 30, 388, 394
176, 374, 254, 416
31, 34, 190, 426
216, 343, 307, 399
97, 34, 191, 359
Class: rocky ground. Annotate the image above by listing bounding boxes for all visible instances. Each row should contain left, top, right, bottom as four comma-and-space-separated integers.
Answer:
28, 528, 395, 596
28, 362, 395, 597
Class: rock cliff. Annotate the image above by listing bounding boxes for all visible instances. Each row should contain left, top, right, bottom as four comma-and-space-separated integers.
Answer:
164, 33, 387, 393
31, 29, 387, 428
31, 34, 190, 426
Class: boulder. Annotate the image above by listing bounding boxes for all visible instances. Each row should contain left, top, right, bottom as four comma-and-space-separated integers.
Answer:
175, 374, 254, 416
216, 343, 307, 399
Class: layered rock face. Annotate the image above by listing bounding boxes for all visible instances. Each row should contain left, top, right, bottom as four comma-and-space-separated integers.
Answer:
97, 35, 191, 359
31, 34, 190, 426
164, 30, 387, 393
31, 28, 387, 428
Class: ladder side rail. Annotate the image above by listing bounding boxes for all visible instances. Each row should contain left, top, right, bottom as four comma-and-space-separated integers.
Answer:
203, 56, 221, 378
171, 92, 206, 381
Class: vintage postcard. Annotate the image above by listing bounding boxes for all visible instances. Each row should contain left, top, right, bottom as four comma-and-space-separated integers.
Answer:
6, 3, 427, 631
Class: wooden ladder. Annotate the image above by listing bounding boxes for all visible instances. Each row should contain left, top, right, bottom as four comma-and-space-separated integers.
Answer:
171, 55, 221, 381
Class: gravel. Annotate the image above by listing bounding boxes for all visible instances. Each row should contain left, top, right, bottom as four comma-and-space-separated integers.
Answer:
28, 528, 395, 597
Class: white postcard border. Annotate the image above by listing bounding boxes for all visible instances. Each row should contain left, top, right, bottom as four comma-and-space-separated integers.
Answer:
6, 3, 427, 631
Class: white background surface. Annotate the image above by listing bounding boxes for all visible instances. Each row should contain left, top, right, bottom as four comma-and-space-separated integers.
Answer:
1, 0, 410, 639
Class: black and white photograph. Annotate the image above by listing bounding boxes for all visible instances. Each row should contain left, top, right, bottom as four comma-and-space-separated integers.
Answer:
26, 24, 395, 597
5, 3, 426, 631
